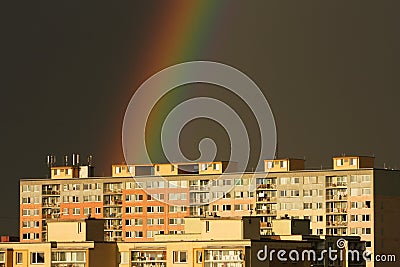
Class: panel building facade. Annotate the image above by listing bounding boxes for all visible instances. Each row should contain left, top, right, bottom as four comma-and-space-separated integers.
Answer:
19, 156, 400, 266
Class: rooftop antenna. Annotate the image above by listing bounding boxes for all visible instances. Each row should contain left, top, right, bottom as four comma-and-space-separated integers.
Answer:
46, 155, 56, 178
87, 155, 93, 166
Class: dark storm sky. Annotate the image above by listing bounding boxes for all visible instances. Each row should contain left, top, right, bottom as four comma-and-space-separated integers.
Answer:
1, 1, 400, 235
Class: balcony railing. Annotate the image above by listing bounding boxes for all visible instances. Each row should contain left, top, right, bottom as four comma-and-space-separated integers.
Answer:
256, 196, 277, 203
326, 208, 347, 214
326, 194, 347, 201
105, 225, 122, 230
257, 184, 276, 190
189, 185, 210, 191
103, 200, 123, 206
256, 209, 277, 215
326, 182, 347, 187
104, 213, 122, 218
326, 221, 348, 227
260, 222, 273, 228
42, 202, 60, 207
42, 214, 60, 219
42, 190, 60, 195
103, 188, 123, 194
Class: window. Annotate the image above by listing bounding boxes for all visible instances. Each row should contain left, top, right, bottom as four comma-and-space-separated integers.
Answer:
337, 159, 344, 166
303, 190, 312, 197
362, 188, 371, 195
72, 208, 80, 215
72, 196, 79, 203
350, 175, 358, 183
317, 216, 323, 222
125, 207, 132, 214
120, 252, 129, 264
235, 179, 243, 186
317, 203, 323, 209
362, 215, 370, 222
350, 158, 357, 166
361, 175, 371, 182
135, 207, 143, 213
16, 252, 23, 264
22, 185, 30, 192
317, 229, 323, 235
206, 221, 210, 232
95, 207, 101, 214
304, 203, 312, 209
362, 228, 371, 235
213, 163, 220, 171
291, 177, 300, 184
280, 160, 287, 168
222, 205, 231, 211
31, 252, 45, 264
234, 204, 244, 211
234, 191, 245, 199
173, 251, 188, 263
115, 166, 121, 173
290, 190, 300, 197
171, 165, 175, 171
280, 177, 290, 184
212, 205, 218, 211
156, 165, 160, 172
125, 231, 132, 238
62, 208, 69, 215
134, 219, 143, 226
135, 231, 143, 238
267, 161, 274, 169
351, 215, 358, 222
84, 208, 91, 215
280, 190, 287, 197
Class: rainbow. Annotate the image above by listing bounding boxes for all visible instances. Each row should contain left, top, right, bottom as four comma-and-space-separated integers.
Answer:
109, 1, 226, 167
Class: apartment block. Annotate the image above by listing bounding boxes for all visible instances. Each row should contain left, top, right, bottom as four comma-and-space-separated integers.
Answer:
19, 156, 400, 266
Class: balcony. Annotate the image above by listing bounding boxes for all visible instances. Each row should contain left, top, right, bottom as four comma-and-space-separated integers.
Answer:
260, 222, 273, 228
189, 185, 210, 191
256, 209, 277, 215
42, 190, 60, 195
42, 213, 60, 219
42, 202, 60, 208
257, 184, 276, 190
256, 196, 277, 203
104, 213, 122, 218
326, 194, 347, 201
326, 208, 347, 214
105, 225, 122, 230
326, 221, 348, 227
326, 182, 347, 188
103, 200, 123, 206
103, 188, 122, 194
